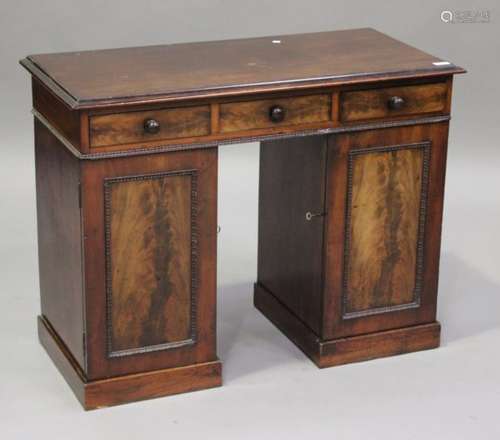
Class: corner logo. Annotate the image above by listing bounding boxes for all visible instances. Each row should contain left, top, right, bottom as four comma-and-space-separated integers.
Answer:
441, 9, 491, 23
441, 10, 453, 23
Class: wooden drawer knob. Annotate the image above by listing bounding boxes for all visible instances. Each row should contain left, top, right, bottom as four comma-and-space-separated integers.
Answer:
387, 96, 405, 110
143, 118, 161, 134
269, 105, 285, 123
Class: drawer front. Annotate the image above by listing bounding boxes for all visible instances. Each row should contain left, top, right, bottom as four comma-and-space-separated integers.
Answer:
340, 83, 448, 122
219, 94, 331, 134
90, 105, 211, 147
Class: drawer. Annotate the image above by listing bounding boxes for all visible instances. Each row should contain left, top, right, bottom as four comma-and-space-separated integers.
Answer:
89, 105, 211, 148
340, 82, 448, 122
219, 94, 331, 134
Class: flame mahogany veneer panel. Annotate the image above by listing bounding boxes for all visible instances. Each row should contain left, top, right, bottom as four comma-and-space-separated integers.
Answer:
345, 144, 428, 315
106, 172, 195, 356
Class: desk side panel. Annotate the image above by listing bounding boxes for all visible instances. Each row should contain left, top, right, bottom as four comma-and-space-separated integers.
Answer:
35, 119, 85, 369
257, 136, 327, 335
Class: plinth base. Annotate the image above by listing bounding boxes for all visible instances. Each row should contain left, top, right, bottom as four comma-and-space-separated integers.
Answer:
38, 316, 222, 410
254, 283, 440, 368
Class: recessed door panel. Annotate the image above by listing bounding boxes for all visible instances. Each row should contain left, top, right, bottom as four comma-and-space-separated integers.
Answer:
105, 171, 195, 357
344, 144, 429, 318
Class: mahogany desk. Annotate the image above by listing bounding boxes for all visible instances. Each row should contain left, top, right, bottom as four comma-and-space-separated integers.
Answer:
20, 28, 465, 409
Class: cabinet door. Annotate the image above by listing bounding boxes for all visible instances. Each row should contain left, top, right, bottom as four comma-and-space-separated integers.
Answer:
323, 123, 449, 339
81, 148, 218, 379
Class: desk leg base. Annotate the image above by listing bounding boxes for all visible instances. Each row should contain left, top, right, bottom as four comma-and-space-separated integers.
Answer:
37, 316, 222, 410
254, 283, 441, 368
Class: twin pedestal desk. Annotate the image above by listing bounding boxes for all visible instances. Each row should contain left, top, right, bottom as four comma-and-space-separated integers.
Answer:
21, 28, 465, 409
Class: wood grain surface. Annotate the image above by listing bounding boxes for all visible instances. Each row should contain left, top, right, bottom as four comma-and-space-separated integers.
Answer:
21, 28, 464, 108
38, 315, 222, 410
317, 321, 440, 367
31, 73, 455, 158
33, 78, 82, 148
85, 360, 222, 410
81, 148, 217, 380
345, 145, 426, 314
219, 94, 330, 133
340, 82, 448, 122
323, 123, 449, 339
90, 105, 211, 147
35, 119, 85, 368
107, 172, 193, 354
257, 135, 327, 334
254, 283, 440, 368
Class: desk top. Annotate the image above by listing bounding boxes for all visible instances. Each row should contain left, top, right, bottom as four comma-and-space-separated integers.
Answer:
21, 28, 464, 109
